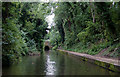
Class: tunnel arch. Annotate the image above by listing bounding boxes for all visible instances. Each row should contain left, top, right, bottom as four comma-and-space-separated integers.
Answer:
44, 45, 50, 51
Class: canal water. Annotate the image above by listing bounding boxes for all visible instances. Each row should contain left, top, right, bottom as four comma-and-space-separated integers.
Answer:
2, 50, 119, 75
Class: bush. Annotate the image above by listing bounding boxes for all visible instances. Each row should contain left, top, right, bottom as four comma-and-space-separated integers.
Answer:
77, 31, 88, 43
52, 45, 58, 50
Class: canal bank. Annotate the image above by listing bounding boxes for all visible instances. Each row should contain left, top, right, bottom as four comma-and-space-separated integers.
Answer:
57, 49, 120, 73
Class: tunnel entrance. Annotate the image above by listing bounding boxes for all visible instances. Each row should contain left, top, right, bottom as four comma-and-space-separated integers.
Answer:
44, 46, 49, 51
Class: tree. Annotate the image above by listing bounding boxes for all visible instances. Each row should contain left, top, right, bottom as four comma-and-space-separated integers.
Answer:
2, 2, 50, 65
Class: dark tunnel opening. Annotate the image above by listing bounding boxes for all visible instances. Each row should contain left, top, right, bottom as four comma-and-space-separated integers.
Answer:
44, 46, 49, 51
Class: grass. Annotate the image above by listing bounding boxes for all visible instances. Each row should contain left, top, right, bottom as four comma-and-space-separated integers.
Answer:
62, 40, 120, 58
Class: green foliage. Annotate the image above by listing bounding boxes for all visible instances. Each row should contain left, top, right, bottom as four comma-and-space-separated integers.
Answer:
77, 31, 88, 43
49, 2, 120, 58
2, 3, 27, 65
2, 2, 49, 65
2, 2, 120, 65
49, 27, 61, 46
101, 43, 120, 57
52, 45, 58, 50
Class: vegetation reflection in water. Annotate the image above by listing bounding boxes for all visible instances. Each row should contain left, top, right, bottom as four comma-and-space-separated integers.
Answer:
2, 50, 119, 75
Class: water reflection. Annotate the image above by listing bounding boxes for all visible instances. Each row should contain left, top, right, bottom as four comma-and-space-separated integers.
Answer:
2, 50, 119, 75
45, 51, 56, 75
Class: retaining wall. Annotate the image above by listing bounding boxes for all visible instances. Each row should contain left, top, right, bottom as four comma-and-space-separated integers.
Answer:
57, 49, 120, 73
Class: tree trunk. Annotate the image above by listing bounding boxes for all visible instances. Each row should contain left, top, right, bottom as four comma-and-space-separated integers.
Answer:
90, 2, 95, 23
